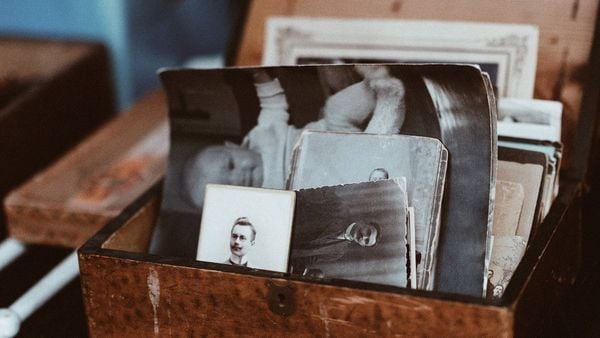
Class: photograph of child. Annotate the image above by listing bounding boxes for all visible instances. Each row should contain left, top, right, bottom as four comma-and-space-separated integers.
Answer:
152, 63, 495, 298
182, 65, 405, 209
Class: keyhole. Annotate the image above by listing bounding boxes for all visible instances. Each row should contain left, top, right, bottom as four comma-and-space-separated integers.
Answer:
278, 293, 286, 307
267, 281, 295, 316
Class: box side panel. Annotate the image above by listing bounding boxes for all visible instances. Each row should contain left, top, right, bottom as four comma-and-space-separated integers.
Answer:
0, 40, 116, 239
80, 254, 513, 337
5, 207, 108, 248
101, 195, 160, 253
513, 187, 582, 336
4, 90, 166, 247
0, 38, 89, 78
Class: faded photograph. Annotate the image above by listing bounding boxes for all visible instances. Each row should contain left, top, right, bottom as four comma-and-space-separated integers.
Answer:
291, 179, 409, 287
196, 184, 295, 273
288, 131, 447, 290
486, 235, 527, 299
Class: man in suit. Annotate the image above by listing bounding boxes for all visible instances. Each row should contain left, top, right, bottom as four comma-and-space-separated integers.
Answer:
292, 221, 381, 276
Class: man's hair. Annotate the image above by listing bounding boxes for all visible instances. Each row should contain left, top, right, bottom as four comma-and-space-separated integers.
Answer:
231, 217, 257, 241
369, 168, 389, 180
348, 221, 382, 246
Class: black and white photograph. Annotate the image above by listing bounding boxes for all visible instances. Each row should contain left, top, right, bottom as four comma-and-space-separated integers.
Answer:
196, 184, 295, 272
288, 131, 447, 290
497, 98, 563, 142
263, 16, 538, 98
149, 63, 495, 297
291, 179, 409, 288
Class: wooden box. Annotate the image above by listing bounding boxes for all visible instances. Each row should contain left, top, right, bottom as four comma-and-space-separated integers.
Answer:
4, 90, 167, 248
76, 0, 598, 336
0, 37, 116, 238
79, 179, 582, 336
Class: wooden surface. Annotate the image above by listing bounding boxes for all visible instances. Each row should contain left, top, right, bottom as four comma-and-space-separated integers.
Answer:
0, 37, 116, 240
78, 181, 585, 337
512, 181, 582, 335
0, 37, 91, 79
236, 0, 599, 166
102, 195, 160, 254
4, 90, 168, 248
80, 254, 511, 337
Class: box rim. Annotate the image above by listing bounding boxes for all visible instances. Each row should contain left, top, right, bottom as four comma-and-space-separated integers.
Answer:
78, 178, 583, 310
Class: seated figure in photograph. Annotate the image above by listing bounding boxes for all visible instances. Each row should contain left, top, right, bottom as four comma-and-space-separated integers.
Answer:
224, 217, 256, 267
368, 167, 390, 182
291, 221, 381, 277
183, 65, 406, 209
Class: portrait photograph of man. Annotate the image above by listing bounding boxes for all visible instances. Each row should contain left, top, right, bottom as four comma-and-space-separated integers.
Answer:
225, 217, 257, 267
291, 179, 409, 288
196, 184, 295, 272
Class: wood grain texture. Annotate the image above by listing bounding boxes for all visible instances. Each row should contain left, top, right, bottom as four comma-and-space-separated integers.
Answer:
513, 182, 583, 336
79, 254, 512, 337
0, 37, 91, 79
102, 195, 160, 253
77, 181, 582, 337
4, 90, 168, 248
236, 0, 599, 165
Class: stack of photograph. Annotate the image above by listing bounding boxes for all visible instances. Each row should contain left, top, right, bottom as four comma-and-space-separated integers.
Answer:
150, 63, 503, 298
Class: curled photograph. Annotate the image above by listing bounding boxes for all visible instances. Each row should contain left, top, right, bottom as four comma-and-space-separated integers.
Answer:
151, 63, 495, 297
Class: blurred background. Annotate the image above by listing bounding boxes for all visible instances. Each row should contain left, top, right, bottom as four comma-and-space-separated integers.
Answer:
0, 0, 246, 110
0, 1, 246, 336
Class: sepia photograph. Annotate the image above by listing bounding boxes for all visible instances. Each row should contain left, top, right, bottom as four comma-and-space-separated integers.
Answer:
499, 138, 563, 219
487, 235, 527, 299
291, 179, 409, 288
263, 16, 538, 98
150, 63, 495, 297
196, 184, 295, 272
498, 146, 548, 241
492, 180, 526, 237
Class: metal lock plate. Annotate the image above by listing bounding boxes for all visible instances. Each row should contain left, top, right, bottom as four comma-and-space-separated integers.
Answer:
267, 280, 295, 317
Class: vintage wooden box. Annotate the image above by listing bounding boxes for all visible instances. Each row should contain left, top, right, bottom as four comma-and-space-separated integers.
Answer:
4, 90, 167, 248
79, 179, 582, 336
76, 1, 598, 336
0, 37, 116, 239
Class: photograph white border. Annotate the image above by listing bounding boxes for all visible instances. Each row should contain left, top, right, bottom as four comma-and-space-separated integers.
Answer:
263, 17, 538, 98
196, 184, 296, 272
